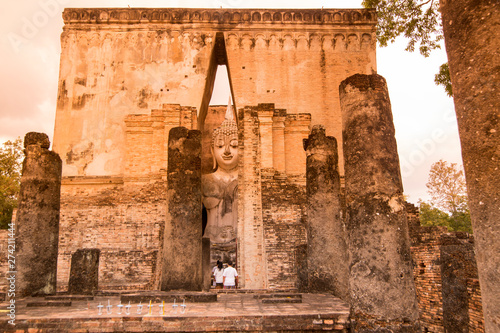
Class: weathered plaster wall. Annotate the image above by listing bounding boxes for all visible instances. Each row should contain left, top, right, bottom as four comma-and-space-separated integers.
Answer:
54, 11, 214, 177
228, 28, 375, 175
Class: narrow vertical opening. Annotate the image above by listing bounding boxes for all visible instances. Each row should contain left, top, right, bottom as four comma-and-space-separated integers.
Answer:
199, 32, 235, 131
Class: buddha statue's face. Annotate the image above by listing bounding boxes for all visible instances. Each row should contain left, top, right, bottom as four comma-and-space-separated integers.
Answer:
213, 133, 239, 171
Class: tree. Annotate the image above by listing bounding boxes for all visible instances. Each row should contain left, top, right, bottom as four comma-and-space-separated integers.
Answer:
418, 200, 451, 228
362, 0, 452, 96
419, 160, 472, 233
0, 138, 23, 229
426, 159, 467, 214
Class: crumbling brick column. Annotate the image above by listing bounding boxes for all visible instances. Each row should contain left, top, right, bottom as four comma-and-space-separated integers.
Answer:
284, 114, 311, 175
68, 249, 100, 295
340, 74, 420, 332
15, 132, 62, 297
161, 127, 202, 291
304, 125, 348, 300
272, 109, 286, 172
440, 1, 500, 331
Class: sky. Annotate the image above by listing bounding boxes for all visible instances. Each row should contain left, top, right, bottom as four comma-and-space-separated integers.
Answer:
0, 0, 463, 204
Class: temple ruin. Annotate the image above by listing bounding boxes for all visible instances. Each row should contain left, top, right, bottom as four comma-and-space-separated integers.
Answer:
52, 7, 377, 292
0, 4, 495, 333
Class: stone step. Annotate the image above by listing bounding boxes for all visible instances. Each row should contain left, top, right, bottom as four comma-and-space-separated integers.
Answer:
26, 301, 72, 307
254, 293, 302, 299
120, 291, 217, 303
261, 298, 303, 303
45, 295, 94, 301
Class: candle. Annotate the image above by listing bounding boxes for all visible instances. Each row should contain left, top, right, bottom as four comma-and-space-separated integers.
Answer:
125, 301, 131, 315
97, 302, 103, 315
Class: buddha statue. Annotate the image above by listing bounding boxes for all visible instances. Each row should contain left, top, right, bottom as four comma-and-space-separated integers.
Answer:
202, 101, 238, 247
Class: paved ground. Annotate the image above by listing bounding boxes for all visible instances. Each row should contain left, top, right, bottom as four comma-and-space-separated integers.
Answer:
0, 292, 350, 332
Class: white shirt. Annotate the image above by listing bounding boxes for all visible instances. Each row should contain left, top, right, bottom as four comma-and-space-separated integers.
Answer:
213, 267, 224, 283
222, 266, 238, 286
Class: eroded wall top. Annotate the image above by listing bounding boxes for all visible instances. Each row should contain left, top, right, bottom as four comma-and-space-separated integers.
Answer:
62, 8, 376, 26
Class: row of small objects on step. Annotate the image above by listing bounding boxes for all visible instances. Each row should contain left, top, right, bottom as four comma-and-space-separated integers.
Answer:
97, 299, 186, 315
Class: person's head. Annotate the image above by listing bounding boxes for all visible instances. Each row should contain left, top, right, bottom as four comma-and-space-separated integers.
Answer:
217, 261, 223, 270
227, 260, 233, 267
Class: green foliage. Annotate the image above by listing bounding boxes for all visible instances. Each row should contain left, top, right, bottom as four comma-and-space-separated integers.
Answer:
363, 0, 452, 96
418, 200, 451, 228
418, 201, 473, 233
419, 160, 472, 233
362, 0, 443, 56
434, 62, 453, 96
449, 209, 473, 233
0, 138, 23, 229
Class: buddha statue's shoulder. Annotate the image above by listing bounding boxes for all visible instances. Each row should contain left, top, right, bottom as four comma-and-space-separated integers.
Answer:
202, 172, 237, 199
202, 173, 224, 199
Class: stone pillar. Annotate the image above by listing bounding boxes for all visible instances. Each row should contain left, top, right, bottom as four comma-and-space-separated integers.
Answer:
202, 237, 211, 291
237, 106, 267, 289
15, 132, 62, 297
440, 1, 500, 331
68, 249, 100, 295
272, 109, 286, 172
284, 114, 311, 175
340, 74, 420, 332
161, 127, 202, 291
304, 125, 348, 300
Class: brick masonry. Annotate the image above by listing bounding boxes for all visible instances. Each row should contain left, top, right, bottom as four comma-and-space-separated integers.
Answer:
408, 205, 484, 333
261, 171, 307, 290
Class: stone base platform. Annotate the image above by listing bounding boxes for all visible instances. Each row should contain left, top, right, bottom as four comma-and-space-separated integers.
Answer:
0, 292, 350, 332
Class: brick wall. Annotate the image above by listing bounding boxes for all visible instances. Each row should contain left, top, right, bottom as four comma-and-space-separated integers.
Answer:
261, 171, 307, 289
467, 279, 484, 332
409, 219, 446, 332
408, 205, 484, 333
57, 179, 167, 291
